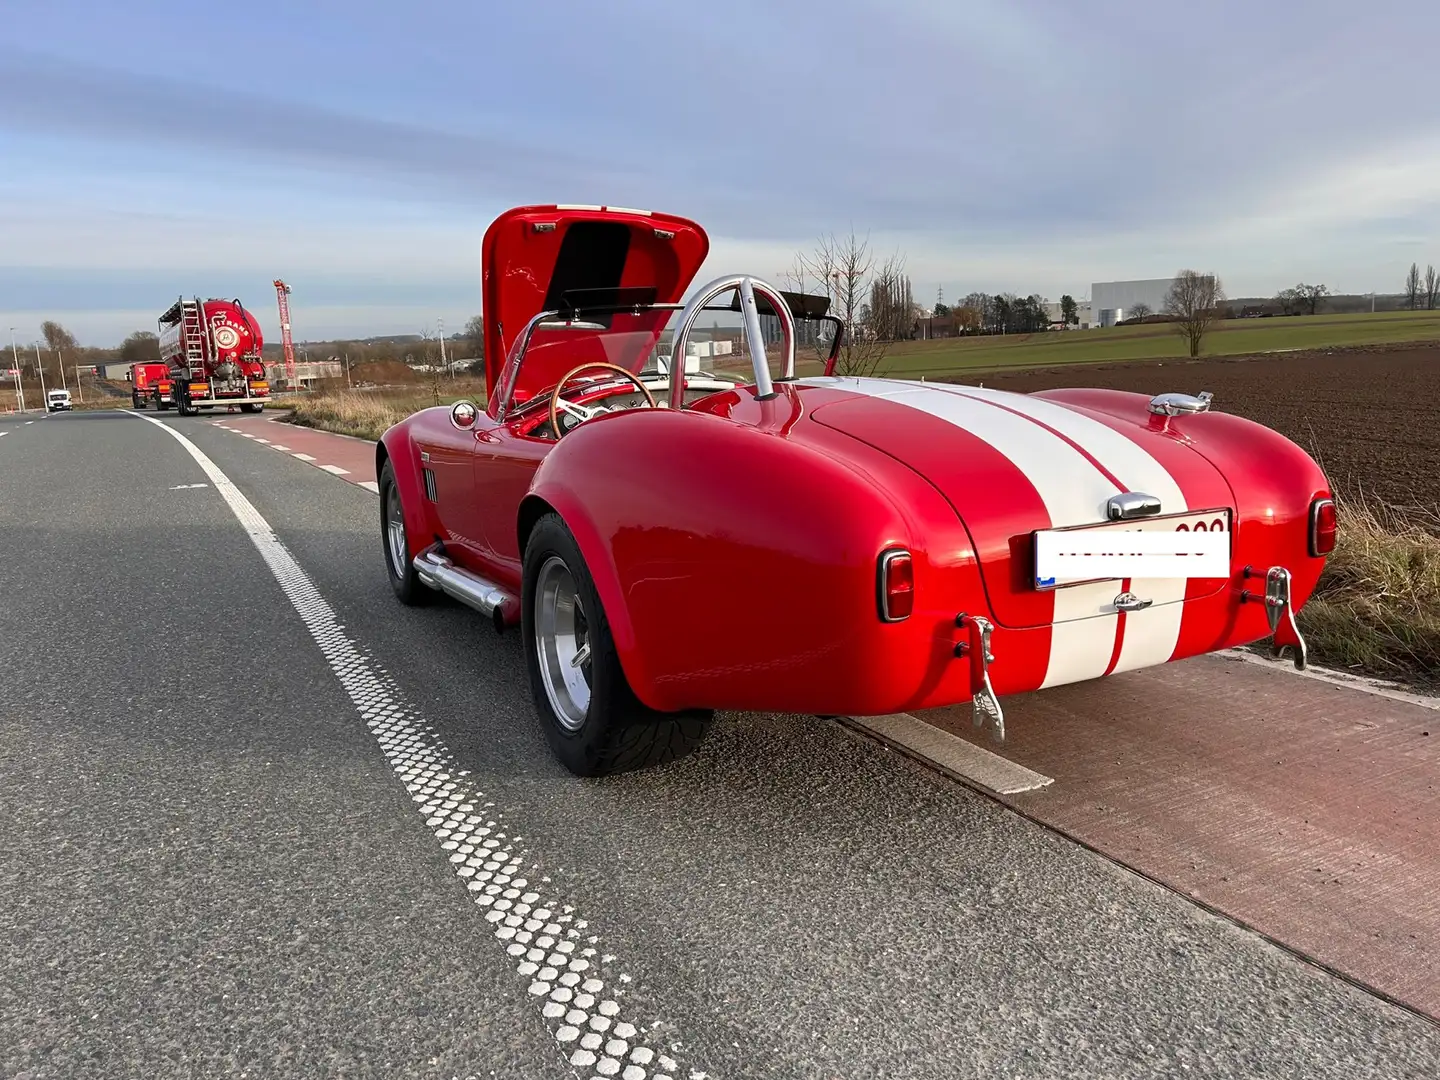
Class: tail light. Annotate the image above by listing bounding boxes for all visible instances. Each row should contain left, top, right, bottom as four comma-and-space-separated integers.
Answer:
878, 549, 914, 622
1309, 497, 1337, 557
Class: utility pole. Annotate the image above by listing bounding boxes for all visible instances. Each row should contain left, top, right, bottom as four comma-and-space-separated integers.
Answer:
74, 365, 84, 404
34, 342, 47, 402
8, 327, 22, 413
438, 318, 450, 377
57, 348, 69, 392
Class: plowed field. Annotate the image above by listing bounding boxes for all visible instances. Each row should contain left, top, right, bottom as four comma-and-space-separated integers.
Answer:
958, 342, 1440, 522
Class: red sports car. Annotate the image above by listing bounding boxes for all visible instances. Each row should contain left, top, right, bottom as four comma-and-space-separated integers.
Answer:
377, 204, 1336, 776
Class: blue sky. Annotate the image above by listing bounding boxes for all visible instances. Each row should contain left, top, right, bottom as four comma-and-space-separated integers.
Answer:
2, 0, 1438, 346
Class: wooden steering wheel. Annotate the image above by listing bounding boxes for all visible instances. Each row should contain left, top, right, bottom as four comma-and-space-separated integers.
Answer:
547, 362, 657, 437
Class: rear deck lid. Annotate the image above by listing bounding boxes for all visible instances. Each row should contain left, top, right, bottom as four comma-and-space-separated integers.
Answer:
803, 377, 1238, 629
481, 205, 709, 406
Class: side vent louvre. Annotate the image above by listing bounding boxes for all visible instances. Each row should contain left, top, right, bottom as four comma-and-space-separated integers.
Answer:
423, 468, 437, 501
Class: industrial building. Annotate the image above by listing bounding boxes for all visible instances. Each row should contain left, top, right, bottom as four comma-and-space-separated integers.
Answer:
1090, 278, 1176, 327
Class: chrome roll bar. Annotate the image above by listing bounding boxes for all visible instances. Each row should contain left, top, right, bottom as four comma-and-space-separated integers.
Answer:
667, 275, 796, 410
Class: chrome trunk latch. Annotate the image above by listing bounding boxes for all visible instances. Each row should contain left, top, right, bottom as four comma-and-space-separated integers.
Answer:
1242, 565, 1308, 670
1113, 591, 1153, 612
956, 613, 1006, 742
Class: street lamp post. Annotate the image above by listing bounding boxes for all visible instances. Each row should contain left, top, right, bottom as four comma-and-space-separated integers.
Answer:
34, 342, 47, 404
8, 327, 22, 413
438, 318, 450, 377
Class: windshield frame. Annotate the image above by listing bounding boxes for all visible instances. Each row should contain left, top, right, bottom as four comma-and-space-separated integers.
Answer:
490, 291, 843, 423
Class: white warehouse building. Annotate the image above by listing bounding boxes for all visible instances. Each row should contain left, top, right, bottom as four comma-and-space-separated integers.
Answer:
1091, 278, 1176, 327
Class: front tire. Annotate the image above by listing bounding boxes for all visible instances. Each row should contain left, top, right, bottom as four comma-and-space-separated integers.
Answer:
522, 512, 712, 776
379, 459, 432, 606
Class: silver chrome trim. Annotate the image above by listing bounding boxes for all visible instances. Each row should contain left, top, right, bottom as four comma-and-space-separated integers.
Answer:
1105, 491, 1162, 521
1148, 390, 1214, 416
413, 545, 514, 623
668, 275, 796, 410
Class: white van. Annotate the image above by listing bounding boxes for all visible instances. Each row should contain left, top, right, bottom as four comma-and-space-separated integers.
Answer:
46, 388, 72, 412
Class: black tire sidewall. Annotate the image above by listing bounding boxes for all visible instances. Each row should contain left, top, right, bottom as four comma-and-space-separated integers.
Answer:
378, 459, 430, 605
522, 514, 631, 773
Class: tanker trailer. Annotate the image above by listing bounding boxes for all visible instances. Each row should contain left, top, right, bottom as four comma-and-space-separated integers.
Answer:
158, 296, 270, 416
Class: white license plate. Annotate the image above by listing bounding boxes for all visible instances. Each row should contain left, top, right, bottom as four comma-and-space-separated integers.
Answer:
1033, 508, 1232, 589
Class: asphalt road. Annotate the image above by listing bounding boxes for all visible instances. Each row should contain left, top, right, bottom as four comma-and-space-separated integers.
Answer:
3, 407, 1437, 1080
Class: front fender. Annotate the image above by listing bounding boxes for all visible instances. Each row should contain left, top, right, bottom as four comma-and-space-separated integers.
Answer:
378, 415, 437, 562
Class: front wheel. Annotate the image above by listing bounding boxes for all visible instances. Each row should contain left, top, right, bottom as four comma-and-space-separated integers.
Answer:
240, 403, 264, 413
522, 512, 713, 776
378, 459, 432, 606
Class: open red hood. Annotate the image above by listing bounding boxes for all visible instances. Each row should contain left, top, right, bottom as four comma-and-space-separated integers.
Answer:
481, 204, 710, 406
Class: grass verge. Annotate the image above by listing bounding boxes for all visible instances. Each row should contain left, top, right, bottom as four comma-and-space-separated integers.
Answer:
1296, 493, 1440, 690
280, 381, 486, 441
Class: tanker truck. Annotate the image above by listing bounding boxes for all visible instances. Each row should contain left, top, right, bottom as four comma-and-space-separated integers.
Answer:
158, 296, 270, 416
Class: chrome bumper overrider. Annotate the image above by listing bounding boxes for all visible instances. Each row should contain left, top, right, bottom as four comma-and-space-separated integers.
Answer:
1243, 565, 1308, 670
956, 612, 1006, 742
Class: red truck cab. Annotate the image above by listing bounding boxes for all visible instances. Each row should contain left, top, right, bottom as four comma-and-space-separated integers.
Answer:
130, 362, 174, 411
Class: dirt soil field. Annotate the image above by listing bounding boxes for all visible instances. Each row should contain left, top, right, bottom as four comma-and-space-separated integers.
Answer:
957, 341, 1440, 525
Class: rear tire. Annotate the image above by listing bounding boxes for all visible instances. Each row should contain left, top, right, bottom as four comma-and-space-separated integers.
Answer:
522, 512, 713, 776
379, 459, 432, 606
240, 403, 264, 414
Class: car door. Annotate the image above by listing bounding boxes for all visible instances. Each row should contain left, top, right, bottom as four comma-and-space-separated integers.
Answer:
471, 421, 551, 585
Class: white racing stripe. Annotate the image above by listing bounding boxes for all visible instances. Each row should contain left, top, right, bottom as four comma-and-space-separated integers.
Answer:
938, 385, 1193, 672
129, 412, 691, 1080
802, 376, 1121, 686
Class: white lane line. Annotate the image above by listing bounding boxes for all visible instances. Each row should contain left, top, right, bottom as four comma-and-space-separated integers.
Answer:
292, 452, 316, 461
319, 464, 350, 475
128, 410, 693, 1080
0, 431, 7, 437
254, 438, 271, 444
840, 713, 1053, 794
358, 480, 380, 494
240, 432, 257, 439
271, 445, 291, 452
169, 482, 209, 490
24, 420, 34, 425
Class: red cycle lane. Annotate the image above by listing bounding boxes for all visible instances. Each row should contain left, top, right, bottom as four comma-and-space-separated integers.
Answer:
902, 654, 1440, 1022
209, 412, 379, 493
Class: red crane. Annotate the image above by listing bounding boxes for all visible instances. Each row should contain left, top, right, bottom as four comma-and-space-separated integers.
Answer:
273, 279, 297, 388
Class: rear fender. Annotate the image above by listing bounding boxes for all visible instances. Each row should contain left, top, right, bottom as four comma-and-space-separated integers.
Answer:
525, 407, 984, 714
378, 417, 437, 562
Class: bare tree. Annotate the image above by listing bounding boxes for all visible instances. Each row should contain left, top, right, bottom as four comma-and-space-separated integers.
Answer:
1163, 270, 1226, 358
1297, 283, 1330, 314
119, 330, 161, 363
1129, 302, 1153, 321
463, 314, 486, 365
1405, 262, 1422, 309
1425, 265, 1439, 311
785, 229, 896, 378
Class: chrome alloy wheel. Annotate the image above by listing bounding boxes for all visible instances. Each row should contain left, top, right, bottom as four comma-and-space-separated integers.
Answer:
534, 555, 593, 731
385, 482, 407, 580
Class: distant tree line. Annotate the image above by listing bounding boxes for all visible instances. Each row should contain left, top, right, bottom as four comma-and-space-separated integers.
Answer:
1404, 262, 1440, 310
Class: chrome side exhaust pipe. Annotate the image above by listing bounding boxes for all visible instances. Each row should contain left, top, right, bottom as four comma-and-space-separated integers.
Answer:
413, 546, 515, 632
